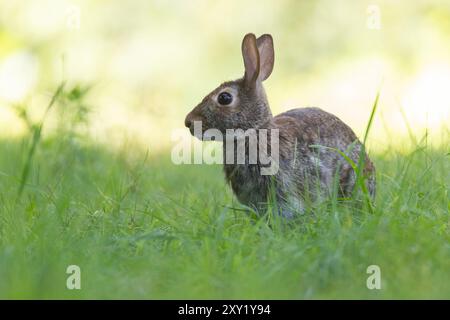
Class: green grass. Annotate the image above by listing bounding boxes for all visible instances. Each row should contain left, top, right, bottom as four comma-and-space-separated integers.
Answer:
0, 87, 449, 299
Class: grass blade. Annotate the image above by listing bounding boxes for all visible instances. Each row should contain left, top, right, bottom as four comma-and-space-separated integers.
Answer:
16, 82, 66, 200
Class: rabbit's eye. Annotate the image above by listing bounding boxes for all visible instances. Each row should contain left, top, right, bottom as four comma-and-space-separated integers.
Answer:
218, 92, 233, 105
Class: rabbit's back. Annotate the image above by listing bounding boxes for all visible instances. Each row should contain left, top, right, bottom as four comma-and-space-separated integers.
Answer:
276, 107, 358, 145
273, 107, 375, 201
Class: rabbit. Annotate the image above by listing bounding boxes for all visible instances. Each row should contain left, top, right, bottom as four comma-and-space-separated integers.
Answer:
185, 33, 376, 218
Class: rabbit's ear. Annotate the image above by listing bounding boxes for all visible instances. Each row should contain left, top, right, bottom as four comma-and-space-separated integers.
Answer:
256, 34, 274, 81
241, 33, 260, 87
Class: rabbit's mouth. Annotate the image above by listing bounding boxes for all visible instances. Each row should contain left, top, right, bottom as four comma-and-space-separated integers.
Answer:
187, 123, 224, 142
188, 124, 204, 140
185, 116, 208, 140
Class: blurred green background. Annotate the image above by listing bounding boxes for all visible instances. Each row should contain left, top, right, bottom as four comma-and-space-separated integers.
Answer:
0, 0, 449, 300
1, 0, 449, 149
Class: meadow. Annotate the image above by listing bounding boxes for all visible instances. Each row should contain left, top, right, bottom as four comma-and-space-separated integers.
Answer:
0, 84, 448, 299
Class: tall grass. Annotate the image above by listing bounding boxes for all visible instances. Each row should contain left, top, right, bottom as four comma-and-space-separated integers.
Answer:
0, 85, 448, 299
15, 83, 66, 199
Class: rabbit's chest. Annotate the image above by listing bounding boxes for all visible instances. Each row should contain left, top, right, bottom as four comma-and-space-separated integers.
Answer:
223, 164, 269, 209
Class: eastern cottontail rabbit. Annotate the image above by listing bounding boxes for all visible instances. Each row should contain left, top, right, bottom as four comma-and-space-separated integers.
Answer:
185, 33, 375, 218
